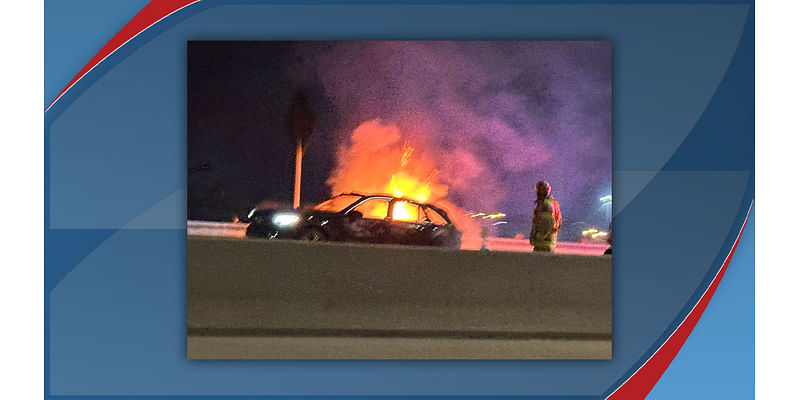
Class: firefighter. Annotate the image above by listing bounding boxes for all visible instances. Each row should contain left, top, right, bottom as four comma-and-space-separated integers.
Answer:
530, 180, 562, 252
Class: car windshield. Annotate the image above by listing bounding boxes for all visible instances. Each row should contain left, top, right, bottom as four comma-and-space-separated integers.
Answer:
313, 195, 361, 212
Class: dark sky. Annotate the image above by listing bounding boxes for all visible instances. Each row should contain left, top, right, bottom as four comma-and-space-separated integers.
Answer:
187, 41, 612, 236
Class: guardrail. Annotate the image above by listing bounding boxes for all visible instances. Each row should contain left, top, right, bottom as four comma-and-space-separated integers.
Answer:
187, 220, 248, 238
186, 220, 610, 255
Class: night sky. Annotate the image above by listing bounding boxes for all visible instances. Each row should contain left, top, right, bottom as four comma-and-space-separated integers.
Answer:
187, 41, 612, 238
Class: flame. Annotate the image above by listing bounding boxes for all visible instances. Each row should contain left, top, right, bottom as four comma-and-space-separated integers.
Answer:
392, 201, 415, 221
356, 198, 389, 219
327, 120, 481, 247
328, 120, 448, 203
388, 172, 433, 202
400, 142, 414, 168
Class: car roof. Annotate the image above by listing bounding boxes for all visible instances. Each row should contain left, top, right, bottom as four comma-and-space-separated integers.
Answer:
336, 192, 452, 219
339, 192, 425, 204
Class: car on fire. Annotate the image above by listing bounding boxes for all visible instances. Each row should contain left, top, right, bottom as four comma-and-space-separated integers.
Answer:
242, 193, 462, 249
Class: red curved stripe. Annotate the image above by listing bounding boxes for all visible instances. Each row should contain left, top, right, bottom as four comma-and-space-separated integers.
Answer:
45, 0, 200, 112
606, 200, 753, 400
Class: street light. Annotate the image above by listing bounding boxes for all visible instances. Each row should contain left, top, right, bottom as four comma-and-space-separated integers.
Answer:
599, 194, 612, 223
285, 91, 316, 209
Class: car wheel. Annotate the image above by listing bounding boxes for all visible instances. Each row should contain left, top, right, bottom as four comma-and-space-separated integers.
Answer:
299, 227, 326, 242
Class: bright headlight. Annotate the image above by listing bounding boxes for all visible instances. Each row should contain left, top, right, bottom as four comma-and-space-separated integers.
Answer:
272, 213, 300, 227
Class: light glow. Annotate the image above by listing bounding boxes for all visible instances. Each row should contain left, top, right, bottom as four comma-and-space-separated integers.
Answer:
469, 212, 506, 219
272, 213, 300, 227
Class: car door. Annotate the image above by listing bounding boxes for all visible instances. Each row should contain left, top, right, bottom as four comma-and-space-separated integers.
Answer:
421, 205, 454, 245
386, 200, 431, 245
342, 197, 392, 244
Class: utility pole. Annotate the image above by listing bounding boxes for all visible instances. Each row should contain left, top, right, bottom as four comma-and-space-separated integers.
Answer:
293, 140, 303, 209
285, 91, 316, 209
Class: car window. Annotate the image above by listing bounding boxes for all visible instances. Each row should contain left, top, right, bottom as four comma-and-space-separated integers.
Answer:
352, 198, 390, 219
424, 207, 448, 225
313, 195, 361, 212
391, 201, 423, 222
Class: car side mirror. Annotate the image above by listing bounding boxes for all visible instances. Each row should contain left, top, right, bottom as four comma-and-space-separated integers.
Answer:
346, 210, 363, 221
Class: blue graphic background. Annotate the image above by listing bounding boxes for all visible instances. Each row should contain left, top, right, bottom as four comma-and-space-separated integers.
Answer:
45, 1, 754, 398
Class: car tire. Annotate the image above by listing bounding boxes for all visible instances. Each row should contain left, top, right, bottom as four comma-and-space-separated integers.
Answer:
299, 227, 326, 242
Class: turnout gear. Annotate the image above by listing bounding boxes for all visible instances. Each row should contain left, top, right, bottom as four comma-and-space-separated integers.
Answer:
530, 182, 562, 252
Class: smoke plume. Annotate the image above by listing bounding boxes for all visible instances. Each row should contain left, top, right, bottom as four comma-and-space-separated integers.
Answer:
305, 41, 612, 231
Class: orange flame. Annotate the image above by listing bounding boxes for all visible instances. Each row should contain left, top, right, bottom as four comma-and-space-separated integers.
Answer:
388, 172, 433, 202
327, 119, 481, 248
391, 200, 415, 221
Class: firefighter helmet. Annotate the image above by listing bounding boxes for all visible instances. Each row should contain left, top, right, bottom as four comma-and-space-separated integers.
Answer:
535, 180, 551, 197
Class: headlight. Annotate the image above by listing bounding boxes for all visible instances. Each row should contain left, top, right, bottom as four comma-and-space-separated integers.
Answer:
272, 213, 300, 227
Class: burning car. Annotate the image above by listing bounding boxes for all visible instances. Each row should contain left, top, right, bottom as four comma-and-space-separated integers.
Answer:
242, 193, 462, 249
